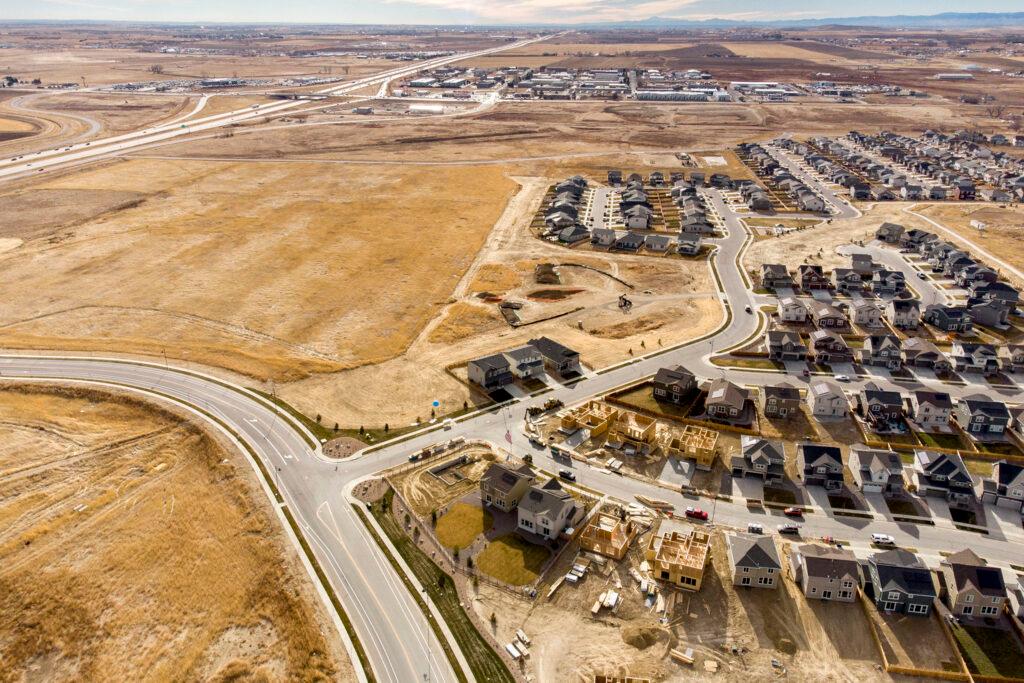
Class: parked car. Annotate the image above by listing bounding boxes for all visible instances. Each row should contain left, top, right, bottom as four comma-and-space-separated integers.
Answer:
783, 507, 804, 517
834, 374, 850, 382
685, 506, 708, 521
870, 533, 896, 546
558, 469, 576, 482
747, 523, 764, 534
744, 305, 753, 314
777, 523, 801, 535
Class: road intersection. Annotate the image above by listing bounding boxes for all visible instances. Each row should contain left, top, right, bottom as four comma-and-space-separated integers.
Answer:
4, 169, 1024, 681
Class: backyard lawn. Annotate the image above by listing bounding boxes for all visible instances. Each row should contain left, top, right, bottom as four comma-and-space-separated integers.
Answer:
609, 383, 695, 421
435, 502, 493, 549
915, 431, 966, 450
476, 534, 551, 586
952, 623, 1024, 678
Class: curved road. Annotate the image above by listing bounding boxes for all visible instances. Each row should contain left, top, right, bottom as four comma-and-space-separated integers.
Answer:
4, 179, 1024, 680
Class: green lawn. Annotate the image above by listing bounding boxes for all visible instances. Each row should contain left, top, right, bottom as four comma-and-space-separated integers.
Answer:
952, 624, 1024, 677
436, 503, 492, 549
915, 431, 966, 450
476, 534, 551, 586
610, 383, 695, 421
366, 492, 513, 683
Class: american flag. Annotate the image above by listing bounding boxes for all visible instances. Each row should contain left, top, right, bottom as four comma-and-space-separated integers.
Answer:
505, 430, 512, 444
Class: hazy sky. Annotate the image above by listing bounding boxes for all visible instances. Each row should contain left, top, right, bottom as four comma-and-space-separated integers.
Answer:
7, 0, 1024, 24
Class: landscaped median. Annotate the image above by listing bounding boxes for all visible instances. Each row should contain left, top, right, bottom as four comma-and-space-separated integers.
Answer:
355, 490, 515, 683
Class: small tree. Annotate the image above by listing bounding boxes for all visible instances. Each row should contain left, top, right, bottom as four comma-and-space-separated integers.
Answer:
463, 400, 468, 411
413, 526, 420, 541
453, 547, 460, 563
430, 509, 437, 527
333, 422, 339, 432
490, 612, 497, 627
430, 408, 436, 419
359, 425, 365, 435
466, 556, 474, 570
384, 423, 390, 433
315, 413, 322, 424
404, 512, 410, 526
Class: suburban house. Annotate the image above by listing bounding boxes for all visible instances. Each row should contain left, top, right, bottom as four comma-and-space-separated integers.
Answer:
705, 378, 752, 425
677, 232, 702, 255
480, 462, 535, 512
914, 450, 975, 502
908, 390, 953, 431
885, 299, 921, 329
1013, 576, 1024, 621
646, 527, 711, 590
850, 447, 905, 494
797, 443, 844, 490
727, 533, 781, 589
778, 296, 807, 323
761, 384, 801, 419
951, 342, 1001, 375
861, 386, 905, 432
999, 345, 1024, 373
790, 544, 860, 602
956, 395, 1011, 437
833, 268, 865, 295
809, 301, 849, 330
871, 270, 907, 296
799, 265, 831, 291
766, 330, 808, 362
902, 338, 951, 374
807, 379, 849, 418
517, 478, 575, 540
579, 512, 638, 560
860, 334, 903, 370
761, 263, 795, 290
809, 330, 853, 365
924, 304, 973, 333
867, 549, 936, 616
851, 253, 875, 276
529, 337, 581, 376
468, 353, 514, 391
731, 436, 785, 483
851, 299, 883, 328
940, 549, 1007, 619
979, 460, 1024, 512
503, 345, 545, 380
652, 365, 697, 405
592, 228, 616, 246
876, 222, 905, 243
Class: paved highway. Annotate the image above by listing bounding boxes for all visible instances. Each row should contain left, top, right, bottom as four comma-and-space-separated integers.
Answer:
4, 176, 1024, 680
0, 34, 554, 184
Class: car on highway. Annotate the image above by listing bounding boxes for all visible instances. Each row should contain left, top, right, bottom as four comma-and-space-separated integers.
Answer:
744, 305, 753, 314
747, 523, 764, 534
917, 272, 927, 279
685, 506, 709, 520
783, 507, 803, 517
558, 469, 576, 482
871, 533, 896, 546
777, 523, 801, 535
834, 374, 850, 382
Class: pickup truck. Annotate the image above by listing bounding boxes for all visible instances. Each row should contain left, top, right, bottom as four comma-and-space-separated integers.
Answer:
685, 506, 709, 521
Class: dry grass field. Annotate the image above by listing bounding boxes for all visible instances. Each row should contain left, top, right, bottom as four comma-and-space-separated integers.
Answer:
0, 158, 517, 381
26, 92, 193, 134
0, 383, 350, 682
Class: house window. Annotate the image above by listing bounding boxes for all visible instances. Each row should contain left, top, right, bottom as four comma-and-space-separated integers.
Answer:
843, 581, 854, 589
680, 576, 696, 587
965, 594, 974, 603
883, 601, 897, 612
810, 587, 817, 594
908, 603, 929, 615
887, 591, 900, 600
822, 590, 833, 600
962, 605, 974, 616
742, 567, 750, 573
741, 577, 751, 586
839, 591, 852, 600
767, 568, 775, 575
981, 606, 998, 616
992, 596, 1003, 604
661, 570, 670, 580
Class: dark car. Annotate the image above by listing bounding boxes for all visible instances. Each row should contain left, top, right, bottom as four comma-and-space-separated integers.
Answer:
558, 469, 576, 482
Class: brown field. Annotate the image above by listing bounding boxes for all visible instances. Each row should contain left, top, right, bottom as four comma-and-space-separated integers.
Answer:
193, 94, 279, 119
0, 382, 349, 682
25, 92, 193, 135
0, 158, 518, 381
914, 203, 1024, 286
0, 116, 36, 133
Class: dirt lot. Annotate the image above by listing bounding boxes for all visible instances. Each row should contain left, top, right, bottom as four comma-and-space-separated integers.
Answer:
0, 158, 517, 382
388, 445, 497, 517
467, 530, 887, 682
868, 607, 960, 672
915, 203, 1024, 287
0, 383, 349, 682
25, 92, 193, 135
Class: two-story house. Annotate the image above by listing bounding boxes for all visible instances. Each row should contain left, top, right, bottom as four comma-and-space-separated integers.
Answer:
979, 460, 1024, 512
860, 335, 903, 370
778, 296, 807, 323
807, 379, 848, 418
652, 365, 697, 405
908, 390, 953, 431
797, 443, 844, 490
761, 263, 795, 290
705, 378, 752, 425
761, 384, 801, 419
766, 330, 808, 362
833, 268, 865, 294
867, 549, 936, 616
885, 299, 921, 329
851, 299, 883, 328
940, 549, 1007, 619
503, 345, 545, 380
529, 337, 582, 376
799, 264, 831, 292
790, 544, 859, 602
951, 342, 1001, 376
732, 436, 785, 484
850, 447, 905, 494
645, 528, 711, 590
956, 395, 1011, 437
468, 353, 514, 391
517, 478, 575, 540
480, 462, 535, 512
808, 301, 849, 330
861, 386, 905, 431
727, 533, 781, 589
914, 450, 975, 503
902, 338, 951, 374
924, 304, 973, 333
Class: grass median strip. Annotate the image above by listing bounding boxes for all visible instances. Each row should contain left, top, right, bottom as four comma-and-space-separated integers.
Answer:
361, 491, 515, 683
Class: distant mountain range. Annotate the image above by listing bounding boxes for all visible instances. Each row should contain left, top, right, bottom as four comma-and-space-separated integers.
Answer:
577, 12, 1024, 30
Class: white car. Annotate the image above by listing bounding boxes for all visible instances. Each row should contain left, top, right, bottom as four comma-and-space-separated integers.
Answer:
834, 374, 850, 382
871, 533, 896, 546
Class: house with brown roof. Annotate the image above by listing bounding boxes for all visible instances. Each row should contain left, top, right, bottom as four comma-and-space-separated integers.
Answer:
705, 378, 752, 426
480, 462, 535, 512
940, 549, 1007, 619
790, 544, 860, 602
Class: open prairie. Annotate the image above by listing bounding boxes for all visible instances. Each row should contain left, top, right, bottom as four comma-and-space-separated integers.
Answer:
0, 383, 350, 682
0, 158, 518, 381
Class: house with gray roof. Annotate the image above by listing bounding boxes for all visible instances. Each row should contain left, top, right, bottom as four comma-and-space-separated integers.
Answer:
850, 447, 904, 494
979, 460, 1024, 512
705, 378, 752, 425
791, 544, 859, 602
503, 345, 545, 381
652, 365, 697, 405
867, 549, 936, 615
760, 383, 801, 419
908, 390, 953, 431
940, 549, 1007, 619
468, 353, 514, 391
956, 395, 1011, 437
914, 450, 974, 503
797, 443, 844, 490
727, 533, 781, 589
807, 379, 848, 418
731, 436, 785, 483
766, 330, 808, 362
480, 462, 535, 512
517, 478, 575, 540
